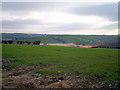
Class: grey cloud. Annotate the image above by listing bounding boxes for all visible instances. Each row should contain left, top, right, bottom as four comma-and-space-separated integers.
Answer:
2, 19, 39, 26
55, 23, 90, 30
69, 3, 118, 21
2, 2, 68, 12
2, 2, 48, 11
2, 19, 41, 30
2, 2, 118, 21
55, 22, 118, 32
99, 23, 117, 30
2, 2, 118, 34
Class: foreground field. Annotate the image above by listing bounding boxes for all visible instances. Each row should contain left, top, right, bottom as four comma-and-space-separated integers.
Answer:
2, 44, 119, 88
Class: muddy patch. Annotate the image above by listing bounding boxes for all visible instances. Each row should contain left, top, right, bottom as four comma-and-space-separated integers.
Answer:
2, 65, 120, 88
2, 64, 63, 88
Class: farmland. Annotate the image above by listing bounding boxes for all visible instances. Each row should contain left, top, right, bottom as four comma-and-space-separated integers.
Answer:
2, 33, 119, 46
2, 44, 119, 88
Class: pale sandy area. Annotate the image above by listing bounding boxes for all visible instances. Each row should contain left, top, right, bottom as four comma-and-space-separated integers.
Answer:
41, 43, 94, 48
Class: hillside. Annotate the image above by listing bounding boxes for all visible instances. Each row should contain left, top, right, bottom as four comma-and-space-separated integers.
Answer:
2, 44, 119, 88
1, 33, 119, 47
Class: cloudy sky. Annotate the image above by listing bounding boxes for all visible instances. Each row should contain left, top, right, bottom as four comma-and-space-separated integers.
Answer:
2, 1, 118, 35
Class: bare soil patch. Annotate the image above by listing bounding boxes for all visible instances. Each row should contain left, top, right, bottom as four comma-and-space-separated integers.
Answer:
2, 65, 120, 88
42, 43, 94, 48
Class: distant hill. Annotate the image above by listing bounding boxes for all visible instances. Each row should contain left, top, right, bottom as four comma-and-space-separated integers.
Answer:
1, 33, 119, 48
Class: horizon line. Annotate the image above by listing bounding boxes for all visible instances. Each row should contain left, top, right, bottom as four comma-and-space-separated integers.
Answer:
1, 32, 119, 35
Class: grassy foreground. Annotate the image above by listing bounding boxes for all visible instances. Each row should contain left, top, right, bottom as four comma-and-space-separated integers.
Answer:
2, 44, 119, 83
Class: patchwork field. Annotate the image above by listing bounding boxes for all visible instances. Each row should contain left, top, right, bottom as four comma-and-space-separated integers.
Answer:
2, 44, 119, 88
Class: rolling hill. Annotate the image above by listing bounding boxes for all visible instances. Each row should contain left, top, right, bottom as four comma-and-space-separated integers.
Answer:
1, 33, 119, 48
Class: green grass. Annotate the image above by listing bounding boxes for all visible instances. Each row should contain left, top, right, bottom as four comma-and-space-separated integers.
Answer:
2, 44, 119, 81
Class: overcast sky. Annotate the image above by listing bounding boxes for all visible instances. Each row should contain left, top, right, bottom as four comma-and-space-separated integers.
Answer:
2, 2, 118, 35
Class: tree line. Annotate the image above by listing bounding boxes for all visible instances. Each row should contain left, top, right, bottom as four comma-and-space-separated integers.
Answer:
1, 40, 41, 45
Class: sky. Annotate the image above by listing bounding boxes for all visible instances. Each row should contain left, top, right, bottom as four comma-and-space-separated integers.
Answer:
2, 1, 118, 35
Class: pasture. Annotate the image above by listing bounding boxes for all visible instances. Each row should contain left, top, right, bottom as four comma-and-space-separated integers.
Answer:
2, 44, 119, 88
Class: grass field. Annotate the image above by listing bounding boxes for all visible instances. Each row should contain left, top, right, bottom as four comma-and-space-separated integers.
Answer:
2, 44, 119, 88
